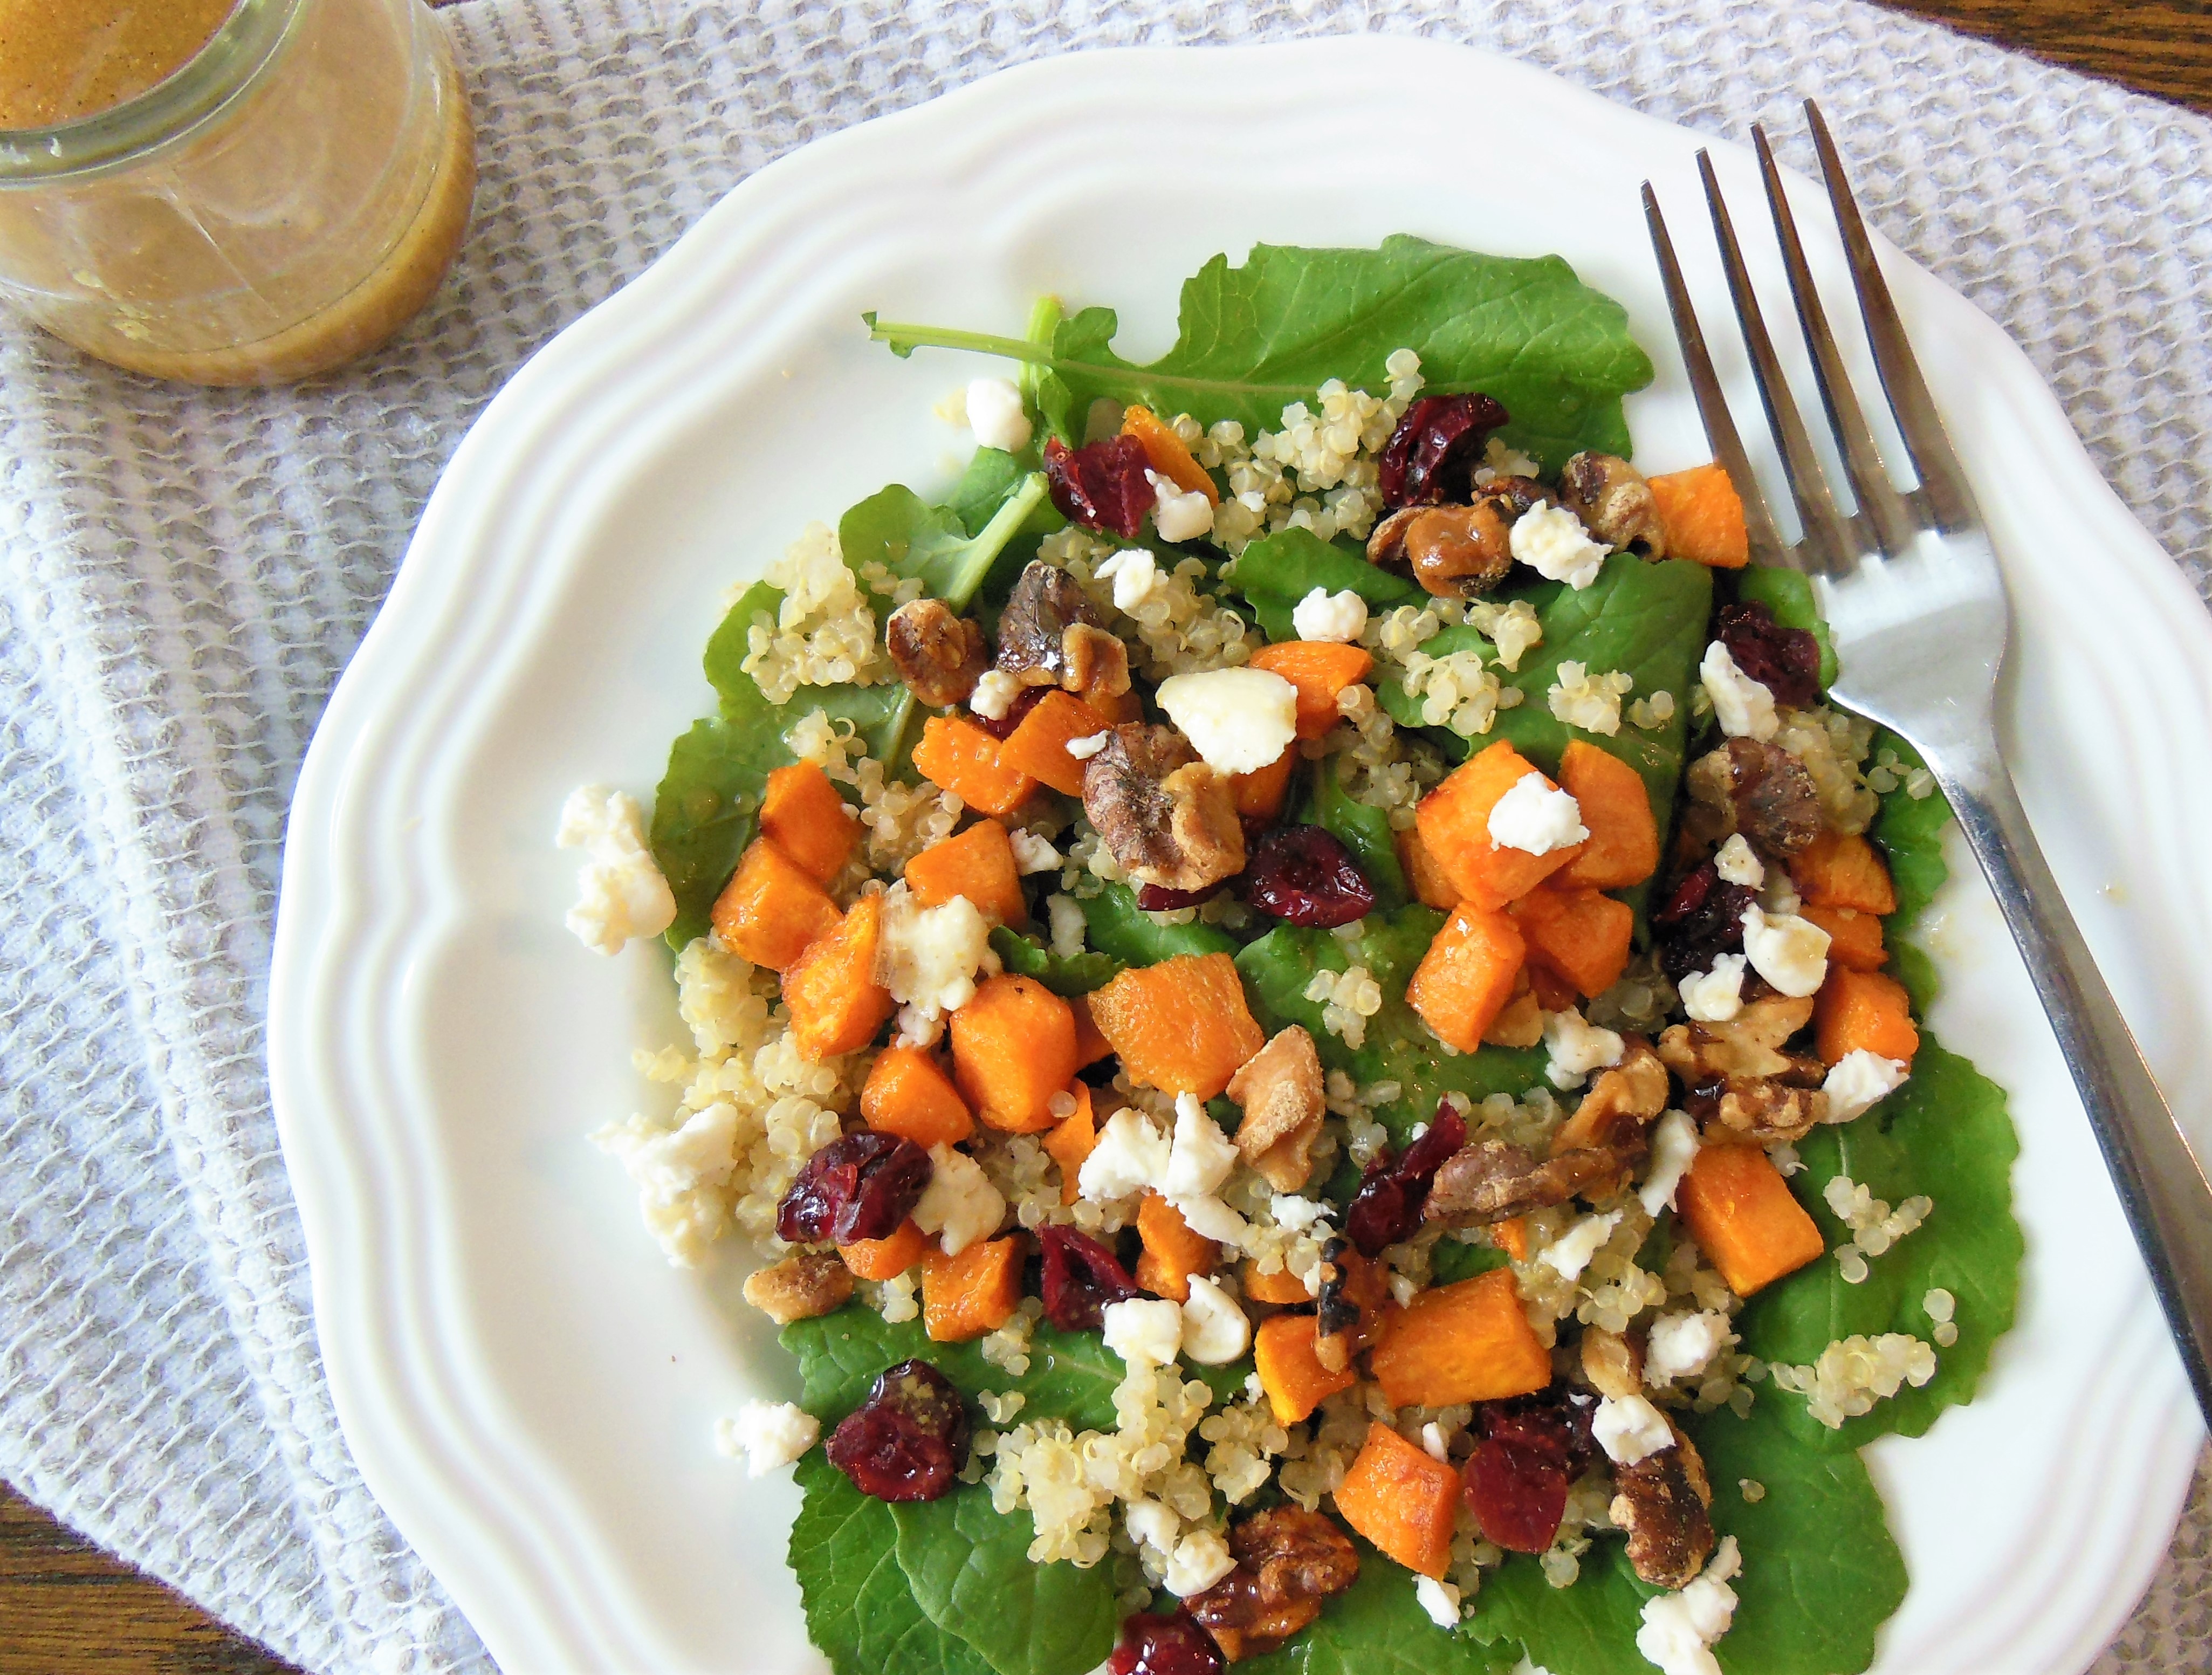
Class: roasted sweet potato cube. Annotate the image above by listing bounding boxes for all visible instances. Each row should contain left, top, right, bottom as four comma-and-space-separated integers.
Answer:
1648, 462, 1749, 569
912, 714, 1037, 818
784, 891, 895, 1059
1415, 741, 1585, 909
1122, 406, 1219, 503
1088, 952, 1266, 1098
1369, 1269, 1551, 1408
1253, 1314, 1357, 1424
861, 1045, 974, 1149
905, 819, 1026, 926
921, 1236, 1023, 1342
1791, 830, 1899, 916
1513, 887, 1635, 1000
1554, 741, 1659, 891
1000, 690, 1115, 798
840, 1219, 931, 1281
759, 760, 861, 884
1406, 904, 1525, 1053
1334, 1422, 1460, 1578
1247, 641, 1376, 739
1815, 966, 1919, 1067
1231, 747, 1297, 821
950, 974, 1080, 1131
1394, 822, 1462, 911
1242, 1261, 1314, 1305
1802, 903, 1886, 971
1136, 1192, 1219, 1303
1677, 1142, 1825, 1296
1042, 1085, 1096, 1206
712, 838, 844, 972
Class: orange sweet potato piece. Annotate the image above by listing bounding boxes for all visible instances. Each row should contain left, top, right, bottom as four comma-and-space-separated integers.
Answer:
1088, 952, 1266, 1098
1492, 1216, 1530, 1263
1791, 829, 1899, 916
1803, 903, 1886, 971
1231, 747, 1297, 821
1648, 462, 1749, 569
1247, 641, 1377, 739
1136, 1191, 1220, 1303
1071, 993, 1114, 1067
1121, 405, 1219, 504
1415, 740, 1585, 910
785, 892, 895, 1059
1554, 741, 1659, 891
906, 819, 1027, 926
1242, 1261, 1314, 1305
1254, 1314, 1357, 1424
1334, 1423, 1460, 1578
921, 1236, 1023, 1342
1000, 690, 1115, 798
1677, 1143, 1825, 1296
1815, 966, 1920, 1067
1406, 904, 1526, 1053
1370, 1269, 1551, 1409
1395, 823, 1462, 911
861, 1045, 974, 1149
840, 1219, 930, 1281
912, 715, 1037, 818
950, 974, 1081, 1131
1043, 1085, 1096, 1206
1085, 685, 1144, 725
711, 839, 844, 972
1512, 887, 1635, 1000
759, 761, 861, 885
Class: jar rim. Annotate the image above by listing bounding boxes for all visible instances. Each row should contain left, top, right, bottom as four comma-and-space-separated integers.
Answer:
0, 0, 302, 183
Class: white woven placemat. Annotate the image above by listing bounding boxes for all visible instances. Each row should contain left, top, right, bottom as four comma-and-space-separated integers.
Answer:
0, 2, 2204, 1670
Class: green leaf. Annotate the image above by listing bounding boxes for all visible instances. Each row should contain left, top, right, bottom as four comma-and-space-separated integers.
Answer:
785, 1309, 1131, 1433
1734, 1034, 2021, 1451
1229, 525, 1421, 643
1871, 730, 1951, 931
1301, 756, 1409, 911
1735, 565, 1838, 688
1078, 882, 1241, 966
1242, 1542, 1521, 1675
648, 713, 778, 949
840, 471, 1052, 614
1465, 1543, 1654, 1675
892, 1488, 1119, 1675
989, 926, 1124, 997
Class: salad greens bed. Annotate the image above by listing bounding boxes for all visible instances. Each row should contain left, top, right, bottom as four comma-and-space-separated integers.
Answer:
641, 240, 2021, 1675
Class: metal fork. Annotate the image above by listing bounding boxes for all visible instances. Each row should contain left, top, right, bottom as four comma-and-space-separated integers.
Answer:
1644, 101, 2212, 1426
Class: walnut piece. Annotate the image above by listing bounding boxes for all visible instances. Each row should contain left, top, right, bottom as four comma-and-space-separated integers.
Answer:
1368, 500, 1513, 598
1609, 1424, 1716, 1590
995, 560, 1106, 687
885, 598, 987, 708
1080, 723, 1245, 893
741, 1251, 854, 1326
1227, 1026, 1326, 1192
1658, 997, 1829, 1141
1546, 1038, 1668, 1157
1688, 739, 1824, 858
1424, 1138, 1626, 1226
1060, 621, 1132, 699
1581, 1326, 1644, 1400
1189, 1506, 1361, 1660
1557, 451, 1667, 557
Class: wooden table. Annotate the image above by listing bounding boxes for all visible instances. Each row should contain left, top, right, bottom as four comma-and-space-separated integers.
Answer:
4, 3, 2205, 1671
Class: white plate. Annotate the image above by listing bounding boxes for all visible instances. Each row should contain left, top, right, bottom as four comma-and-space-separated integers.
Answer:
269, 37, 2209, 1675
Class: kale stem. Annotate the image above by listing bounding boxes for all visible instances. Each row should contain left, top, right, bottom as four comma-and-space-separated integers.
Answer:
864, 316, 1049, 364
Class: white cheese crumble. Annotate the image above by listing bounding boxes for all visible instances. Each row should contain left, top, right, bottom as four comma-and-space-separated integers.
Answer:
1046, 892, 1087, 958
875, 881, 995, 1017
1543, 1007, 1624, 1090
1155, 667, 1300, 774
1487, 772, 1588, 856
1677, 953, 1747, 1024
556, 785, 677, 955
1103, 1296, 1187, 1368
913, 1143, 1006, 1255
1416, 1574, 1464, 1628
1592, 1392, 1674, 1464
589, 1101, 739, 1267
1008, 829, 1062, 875
1542, 1209, 1622, 1281
1292, 586, 1370, 643
970, 668, 1021, 721
1645, 1311, 1731, 1385
1095, 547, 1163, 613
1147, 472, 1217, 543
1270, 1194, 1331, 1233
1699, 642, 1779, 742
1162, 1092, 1240, 1199
1080, 1108, 1172, 1202
1636, 1536, 1742, 1675
1420, 1421, 1451, 1462
966, 376, 1033, 454
1510, 500, 1609, 589
1172, 1192, 1254, 1248
1823, 1050, 1911, 1124
1179, 1275, 1252, 1365
1164, 1528, 1236, 1596
716, 1398, 819, 1478
1638, 1108, 1701, 1217
1740, 903, 1831, 998
1712, 833, 1765, 887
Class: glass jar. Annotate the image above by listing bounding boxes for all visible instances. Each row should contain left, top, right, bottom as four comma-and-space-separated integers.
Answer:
0, 0, 475, 385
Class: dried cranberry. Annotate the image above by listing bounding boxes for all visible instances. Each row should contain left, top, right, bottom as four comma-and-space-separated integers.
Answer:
1343, 1102, 1468, 1257
1462, 1419, 1572, 1553
972, 683, 1046, 740
1039, 1225, 1143, 1331
1714, 599, 1822, 708
775, 1133, 932, 1246
1045, 435, 1157, 538
1108, 1611, 1224, 1675
826, 1358, 971, 1502
1377, 393, 1511, 507
1137, 880, 1228, 912
1651, 862, 1757, 984
1244, 826, 1375, 928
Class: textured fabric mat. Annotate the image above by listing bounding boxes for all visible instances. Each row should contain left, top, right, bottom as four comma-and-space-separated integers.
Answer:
0, 1, 2205, 1669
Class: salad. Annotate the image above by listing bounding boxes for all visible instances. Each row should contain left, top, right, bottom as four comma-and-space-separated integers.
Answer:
559, 238, 2022, 1675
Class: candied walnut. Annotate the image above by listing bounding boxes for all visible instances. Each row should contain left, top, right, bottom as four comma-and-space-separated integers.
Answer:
885, 598, 987, 708
1244, 825, 1375, 928
1689, 739, 1824, 859
1227, 1026, 1326, 1192
1699, 1075, 1828, 1143
1061, 620, 1134, 699
1610, 1425, 1715, 1589
1547, 1039, 1667, 1157
997, 560, 1108, 688
1045, 434, 1157, 537
1715, 599, 1821, 708
1658, 995, 1817, 1082
1579, 1327, 1643, 1400
1081, 723, 1246, 893
741, 1251, 854, 1326
1189, 1507, 1359, 1661
1377, 393, 1511, 507
1557, 451, 1667, 557
1423, 1138, 1626, 1226
1312, 1236, 1392, 1373
1343, 1103, 1467, 1256
1367, 499, 1514, 598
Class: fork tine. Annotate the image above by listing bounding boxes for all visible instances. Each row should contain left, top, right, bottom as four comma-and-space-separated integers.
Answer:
1803, 99, 1981, 532
1640, 181, 1790, 568
1695, 149, 1857, 575
1751, 124, 1920, 557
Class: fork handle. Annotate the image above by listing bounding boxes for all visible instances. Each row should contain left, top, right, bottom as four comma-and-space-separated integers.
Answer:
1936, 743, 2212, 1424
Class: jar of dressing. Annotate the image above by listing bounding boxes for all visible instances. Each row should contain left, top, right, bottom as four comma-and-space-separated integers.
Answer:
0, 0, 475, 384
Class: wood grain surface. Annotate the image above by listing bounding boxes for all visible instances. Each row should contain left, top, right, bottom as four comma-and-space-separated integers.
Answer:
4, 3, 2203, 1672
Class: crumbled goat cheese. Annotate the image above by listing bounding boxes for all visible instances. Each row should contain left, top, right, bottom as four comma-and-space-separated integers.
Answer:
1740, 904, 1831, 998
557, 786, 677, 954
1510, 501, 1609, 589
1148, 472, 1217, 543
1636, 1537, 1742, 1675
1416, 1575, 1464, 1628
1180, 1276, 1252, 1364
1543, 1007, 1625, 1090
1271, 1195, 1331, 1233
914, 1143, 1006, 1255
1548, 661, 1634, 736
1066, 731, 1111, 761
1645, 1312, 1730, 1384
1543, 1209, 1623, 1281
1103, 1297, 1187, 1368
1080, 1108, 1172, 1202
1677, 953, 1747, 1024
1638, 1109, 1701, 1216
1292, 586, 1370, 643
1420, 1422, 1451, 1462
1712, 833, 1765, 887
1096, 547, 1163, 613
970, 669, 1021, 721
1173, 1191, 1255, 1247
1008, 829, 1062, 875
589, 1101, 739, 1266
1592, 1393, 1674, 1464
717, 1399, 819, 1477
1700, 642, 1779, 742
1757, 866, 1802, 916
1163, 1093, 1240, 1199
1823, 1050, 1910, 1124
1165, 1529, 1237, 1596
1047, 893, 1087, 958
875, 882, 994, 1017
1156, 667, 1301, 775
966, 376, 1033, 454
1487, 772, 1588, 856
